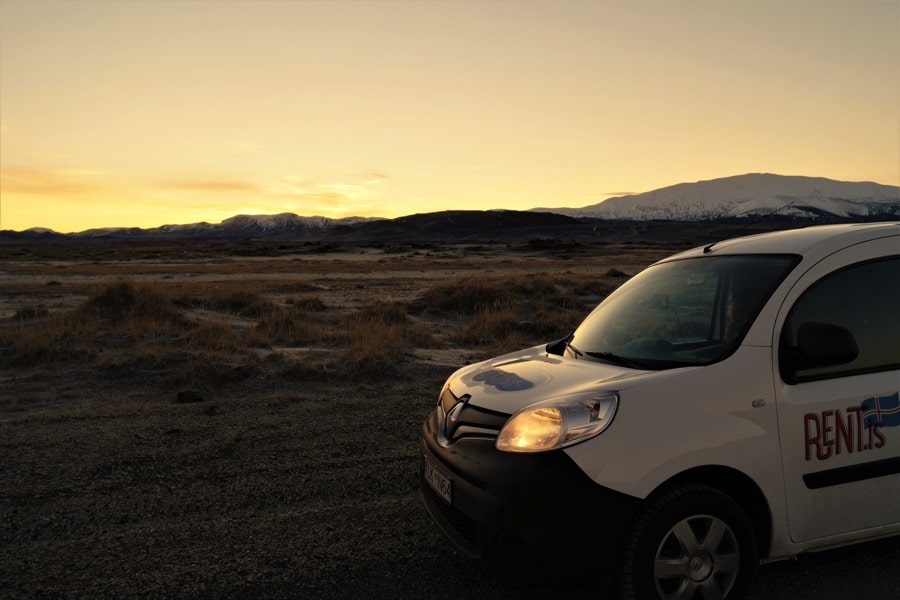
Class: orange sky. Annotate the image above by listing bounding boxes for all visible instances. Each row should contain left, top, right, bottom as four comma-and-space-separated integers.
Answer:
1, 0, 898, 233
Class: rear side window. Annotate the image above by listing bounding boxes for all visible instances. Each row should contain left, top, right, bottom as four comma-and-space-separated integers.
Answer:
780, 257, 900, 383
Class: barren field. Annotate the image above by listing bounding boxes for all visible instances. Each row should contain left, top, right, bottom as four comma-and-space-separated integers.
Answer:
1, 239, 897, 599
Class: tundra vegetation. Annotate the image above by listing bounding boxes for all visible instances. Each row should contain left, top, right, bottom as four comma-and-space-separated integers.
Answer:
0, 242, 647, 387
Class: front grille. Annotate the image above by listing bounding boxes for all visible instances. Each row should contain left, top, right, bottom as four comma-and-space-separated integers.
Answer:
438, 388, 507, 444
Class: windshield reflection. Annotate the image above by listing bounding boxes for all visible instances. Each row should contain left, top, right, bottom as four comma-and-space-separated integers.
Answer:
567, 255, 798, 369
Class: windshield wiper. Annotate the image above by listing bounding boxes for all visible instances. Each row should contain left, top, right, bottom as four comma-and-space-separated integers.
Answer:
585, 351, 647, 370
566, 341, 584, 358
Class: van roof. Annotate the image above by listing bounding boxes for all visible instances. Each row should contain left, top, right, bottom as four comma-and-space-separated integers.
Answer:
661, 222, 899, 263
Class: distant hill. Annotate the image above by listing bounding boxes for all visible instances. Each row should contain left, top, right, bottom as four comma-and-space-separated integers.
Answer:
2, 173, 897, 243
532, 173, 899, 220
326, 209, 587, 242
5, 214, 382, 242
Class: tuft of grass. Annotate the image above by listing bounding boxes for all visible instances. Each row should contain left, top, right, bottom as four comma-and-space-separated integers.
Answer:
208, 290, 277, 318
249, 305, 321, 347
336, 300, 419, 377
2, 320, 98, 366
13, 305, 51, 320
290, 296, 327, 312
357, 300, 408, 324
422, 275, 509, 315
458, 301, 522, 345
339, 316, 408, 377
76, 279, 184, 332
187, 320, 243, 352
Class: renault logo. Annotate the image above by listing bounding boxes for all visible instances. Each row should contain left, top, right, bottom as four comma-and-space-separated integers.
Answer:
447, 397, 466, 423
440, 395, 469, 444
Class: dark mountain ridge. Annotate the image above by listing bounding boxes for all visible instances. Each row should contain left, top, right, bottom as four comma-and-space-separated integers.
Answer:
3, 174, 897, 244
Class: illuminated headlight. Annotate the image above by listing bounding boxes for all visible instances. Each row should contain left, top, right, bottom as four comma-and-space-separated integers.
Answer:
495, 393, 618, 453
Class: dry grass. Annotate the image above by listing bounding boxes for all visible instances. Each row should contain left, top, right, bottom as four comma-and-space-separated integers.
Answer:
249, 304, 322, 347
421, 271, 621, 352
2, 278, 418, 380
3, 280, 186, 366
337, 300, 436, 377
0, 242, 667, 389
0, 265, 627, 374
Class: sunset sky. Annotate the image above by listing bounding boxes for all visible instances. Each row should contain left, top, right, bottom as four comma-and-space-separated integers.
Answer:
1, 0, 898, 233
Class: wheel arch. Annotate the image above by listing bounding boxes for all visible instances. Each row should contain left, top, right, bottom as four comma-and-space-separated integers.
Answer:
648, 465, 774, 560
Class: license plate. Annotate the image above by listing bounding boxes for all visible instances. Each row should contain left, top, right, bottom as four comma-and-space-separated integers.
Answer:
424, 456, 452, 505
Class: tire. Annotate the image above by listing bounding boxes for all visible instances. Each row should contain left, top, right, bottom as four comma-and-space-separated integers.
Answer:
619, 483, 758, 600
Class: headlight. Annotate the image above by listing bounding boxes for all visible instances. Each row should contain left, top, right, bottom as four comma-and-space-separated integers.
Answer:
495, 393, 618, 453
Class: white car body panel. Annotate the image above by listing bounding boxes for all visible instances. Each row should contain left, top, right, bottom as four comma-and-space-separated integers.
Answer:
771, 234, 900, 545
449, 347, 646, 415
442, 222, 900, 561
560, 346, 780, 499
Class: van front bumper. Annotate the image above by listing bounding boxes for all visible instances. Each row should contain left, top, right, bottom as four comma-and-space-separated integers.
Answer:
419, 408, 639, 586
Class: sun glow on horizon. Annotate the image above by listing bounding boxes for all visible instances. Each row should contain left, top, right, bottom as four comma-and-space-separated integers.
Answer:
1, 0, 897, 233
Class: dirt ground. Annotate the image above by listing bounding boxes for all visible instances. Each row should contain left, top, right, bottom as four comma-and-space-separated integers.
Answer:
1, 240, 897, 599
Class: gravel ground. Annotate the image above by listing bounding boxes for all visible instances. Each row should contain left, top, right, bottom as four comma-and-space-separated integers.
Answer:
2, 363, 898, 600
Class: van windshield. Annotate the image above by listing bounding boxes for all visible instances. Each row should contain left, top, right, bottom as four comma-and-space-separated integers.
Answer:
567, 254, 798, 369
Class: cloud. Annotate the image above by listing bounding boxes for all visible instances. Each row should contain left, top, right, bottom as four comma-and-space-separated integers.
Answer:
0, 167, 107, 195
160, 180, 260, 193
603, 191, 637, 197
53, 168, 106, 177
362, 171, 390, 184
278, 190, 347, 205
3, 169, 261, 198
277, 171, 390, 210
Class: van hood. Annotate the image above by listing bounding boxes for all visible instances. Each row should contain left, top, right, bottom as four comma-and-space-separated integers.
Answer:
447, 345, 650, 415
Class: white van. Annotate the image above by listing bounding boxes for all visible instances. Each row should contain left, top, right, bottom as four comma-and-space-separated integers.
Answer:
420, 222, 899, 599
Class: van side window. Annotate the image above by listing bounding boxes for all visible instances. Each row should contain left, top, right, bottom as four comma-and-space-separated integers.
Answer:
780, 257, 900, 383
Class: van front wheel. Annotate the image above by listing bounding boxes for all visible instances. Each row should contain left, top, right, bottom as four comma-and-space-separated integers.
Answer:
619, 483, 757, 600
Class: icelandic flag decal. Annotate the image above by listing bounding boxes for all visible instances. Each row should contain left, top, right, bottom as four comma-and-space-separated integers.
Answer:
861, 392, 900, 429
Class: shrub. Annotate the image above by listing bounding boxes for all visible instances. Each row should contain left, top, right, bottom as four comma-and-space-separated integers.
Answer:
423, 276, 509, 315
457, 298, 578, 351
250, 305, 321, 346
291, 296, 327, 312
187, 320, 242, 352
358, 300, 407, 324
458, 300, 520, 345
14, 305, 50, 320
208, 290, 276, 318
339, 316, 408, 377
76, 280, 184, 332
336, 300, 415, 377
2, 322, 96, 367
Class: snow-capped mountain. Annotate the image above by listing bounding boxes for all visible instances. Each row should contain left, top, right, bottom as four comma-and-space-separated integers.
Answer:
218, 213, 378, 235
533, 173, 899, 220
65, 214, 382, 239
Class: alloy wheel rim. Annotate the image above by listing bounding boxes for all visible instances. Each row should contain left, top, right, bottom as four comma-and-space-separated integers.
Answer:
653, 514, 740, 599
